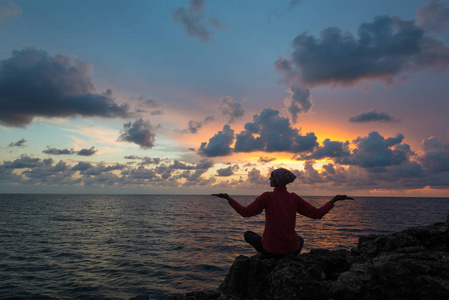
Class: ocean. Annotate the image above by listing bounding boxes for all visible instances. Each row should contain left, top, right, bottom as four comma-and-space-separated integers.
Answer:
0, 194, 448, 299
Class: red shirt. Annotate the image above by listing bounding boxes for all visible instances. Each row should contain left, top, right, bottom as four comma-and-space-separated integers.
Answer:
228, 187, 334, 254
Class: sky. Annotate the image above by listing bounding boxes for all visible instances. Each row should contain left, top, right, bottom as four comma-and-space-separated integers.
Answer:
1, 0, 449, 196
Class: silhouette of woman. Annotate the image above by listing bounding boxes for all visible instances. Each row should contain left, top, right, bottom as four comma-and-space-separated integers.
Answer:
212, 168, 353, 256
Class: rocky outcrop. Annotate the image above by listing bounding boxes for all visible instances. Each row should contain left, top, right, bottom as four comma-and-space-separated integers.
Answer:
170, 214, 449, 300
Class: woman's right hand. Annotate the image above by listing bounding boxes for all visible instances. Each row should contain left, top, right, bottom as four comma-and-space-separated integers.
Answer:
331, 195, 354, 204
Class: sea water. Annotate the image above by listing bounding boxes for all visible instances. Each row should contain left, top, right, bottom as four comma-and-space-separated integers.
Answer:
0, 194, 448, 299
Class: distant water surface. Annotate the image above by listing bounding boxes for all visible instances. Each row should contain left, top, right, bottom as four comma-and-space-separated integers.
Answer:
0, 194, 448, 299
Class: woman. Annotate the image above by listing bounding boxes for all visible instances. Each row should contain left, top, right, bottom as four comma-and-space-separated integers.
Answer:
212, 168, 353, 256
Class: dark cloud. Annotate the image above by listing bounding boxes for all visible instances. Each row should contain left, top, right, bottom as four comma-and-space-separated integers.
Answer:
284, 87, 312, 123
77, 146, 98, 156
299, 139, 350, 160
74, 162, 126, 176
3, 155, 43, 169
150, 109, 164, 116
234, 108, 318, 153
275, 15, 449, 88
139, 96, 160, 108
218, 96, 244, 123
124, 155, 163, 165
336, 132, 413, 168
417, 0, 449, 33
118, 119, 156, 149
196, 158, 214, 169
173, 0, 224, 43
124, 166, 157, 181
43, 147, 75, 155
139, 157, 161, 165
0, 2, 21, 25
419, 136, 449, 172
124, 155, 140, 160
322, 163, 336, 175
22, 159, 72, 184
246, 168, 266, 184
0, 48, 130, 127
169, 158, 214, 170
216, 166, 233, 177
2, 141, 449, 190
198, 124, 234, 157
8, 138, 26, 148
42, 146, 97, 156
179, 116, 214, 134
188, 120, 203, 134
349, 110, 397, 123
216, 165, 238, 177
135, 96, 163, 116
258, 156, 276, 163
170, 160, 196, 170
71, 161, 92, 172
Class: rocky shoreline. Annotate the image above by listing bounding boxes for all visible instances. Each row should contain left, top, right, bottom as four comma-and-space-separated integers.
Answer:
133, 214, 449, 299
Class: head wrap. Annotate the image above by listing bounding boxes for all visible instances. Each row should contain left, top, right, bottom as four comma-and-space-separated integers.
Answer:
271, 168, 296, 187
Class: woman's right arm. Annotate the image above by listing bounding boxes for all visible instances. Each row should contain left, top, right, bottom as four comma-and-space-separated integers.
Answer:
212, 193, 267, 217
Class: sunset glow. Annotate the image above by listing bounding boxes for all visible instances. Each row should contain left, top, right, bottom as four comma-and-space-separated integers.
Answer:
1, 0, 449, 196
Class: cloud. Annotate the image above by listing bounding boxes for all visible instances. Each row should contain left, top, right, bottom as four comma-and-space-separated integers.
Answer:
135, 96, 163, 116
234, 108, 318, 153
322, 163, 336, 175
275, 15, 449, 88
77, 146, 98, 156
124, 155, 141, 160
22, 159, 73, 184
71, 161, 92, 172
419, 136, 449, 172
216, 165, 239, 177
246, 168, 266, 184
43, 147, 75, 155
0, 48, 130, 127
3, 155, 43, 169
336, 132, 413, 169
417, 0, 449, 33
179, 116, 214, 134
2, 141, 449, 191
8, 138, 26, 147
0, 2, 21, 25
175, 159, 215, 184
173, 0, 224, 43
284, 87, 312, 123
139, 157, 162, 165
42, 146, 97, 156
349, 110, 397, 123
195, 158, 214, 169
72, 162, 126, 175
299, 139, 350, 160
124, 155, 162, 166
258, 156, 276, 163
198, 124, 235, 157
216, 166, 234, 177
218, 96, 244, 123
118, 119, 156, 149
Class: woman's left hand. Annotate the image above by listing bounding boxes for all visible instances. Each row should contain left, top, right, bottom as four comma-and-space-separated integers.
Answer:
211, 193, 232, 201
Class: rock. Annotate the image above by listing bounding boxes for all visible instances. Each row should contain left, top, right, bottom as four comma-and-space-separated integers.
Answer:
164, 214, 449, 300
217, 250, 349, 300
333, 215, 449, 300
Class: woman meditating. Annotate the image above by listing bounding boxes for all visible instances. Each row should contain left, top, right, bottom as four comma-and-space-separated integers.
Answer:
212, 168, 353, 256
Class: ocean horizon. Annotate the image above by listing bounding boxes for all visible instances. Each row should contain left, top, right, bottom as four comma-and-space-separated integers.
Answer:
1, 194, 448, 299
